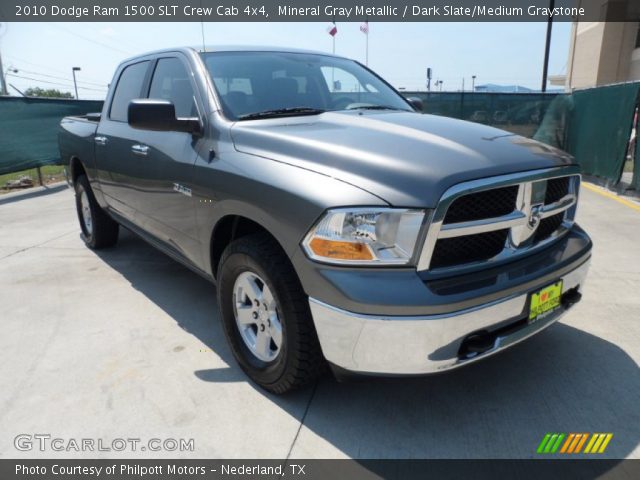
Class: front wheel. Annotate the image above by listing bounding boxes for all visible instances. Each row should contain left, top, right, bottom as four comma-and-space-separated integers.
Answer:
217, 233, 325, 393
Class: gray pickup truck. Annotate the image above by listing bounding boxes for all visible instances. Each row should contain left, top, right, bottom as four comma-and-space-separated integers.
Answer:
59, 46, 591, 393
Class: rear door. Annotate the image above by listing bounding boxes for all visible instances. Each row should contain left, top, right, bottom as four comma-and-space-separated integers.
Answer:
131, 55, 203, 265
95, 60, 151, 221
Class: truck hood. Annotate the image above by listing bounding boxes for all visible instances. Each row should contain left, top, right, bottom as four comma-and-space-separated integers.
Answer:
230, 111, 574, 207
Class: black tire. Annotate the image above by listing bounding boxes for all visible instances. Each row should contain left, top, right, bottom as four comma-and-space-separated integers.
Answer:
74, 174, 119, 249
217, 233, 325, 394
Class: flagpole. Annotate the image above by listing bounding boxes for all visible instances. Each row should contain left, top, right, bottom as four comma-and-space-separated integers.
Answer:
365, 30, 368, 66
332, 20, 335, 91
332, 36, 335, 89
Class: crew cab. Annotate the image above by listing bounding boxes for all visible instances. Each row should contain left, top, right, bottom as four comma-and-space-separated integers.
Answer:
58, 47, 591, 393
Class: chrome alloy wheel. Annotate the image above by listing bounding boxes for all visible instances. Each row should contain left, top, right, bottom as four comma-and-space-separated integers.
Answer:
232, 271, 283, 362
79, 190, 93, 235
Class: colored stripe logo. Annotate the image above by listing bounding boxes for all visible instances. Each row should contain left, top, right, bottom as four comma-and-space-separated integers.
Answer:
537, 433, 613, 454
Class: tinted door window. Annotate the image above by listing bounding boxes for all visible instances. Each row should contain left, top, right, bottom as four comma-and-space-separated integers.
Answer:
149, 58, 196, 117
109, 61, 149, 122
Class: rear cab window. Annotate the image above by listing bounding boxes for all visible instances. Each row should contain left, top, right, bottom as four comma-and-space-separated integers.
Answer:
109, 61, 150, 122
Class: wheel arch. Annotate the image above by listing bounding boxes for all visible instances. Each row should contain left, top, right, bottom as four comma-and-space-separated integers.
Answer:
209, 214, 290, 280
69, 156, 86, 184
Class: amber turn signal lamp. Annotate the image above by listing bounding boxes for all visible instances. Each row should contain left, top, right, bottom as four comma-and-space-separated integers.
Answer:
308, 237, 374, 261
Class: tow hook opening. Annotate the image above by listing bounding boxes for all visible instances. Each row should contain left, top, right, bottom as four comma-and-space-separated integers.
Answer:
561, 286, 582, 310
459, 330, 497, 359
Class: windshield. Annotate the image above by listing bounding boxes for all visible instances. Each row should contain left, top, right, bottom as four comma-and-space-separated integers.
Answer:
200, 51, 413, 120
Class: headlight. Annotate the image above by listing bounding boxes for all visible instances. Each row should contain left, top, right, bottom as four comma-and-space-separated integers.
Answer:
302, 208, 426, 265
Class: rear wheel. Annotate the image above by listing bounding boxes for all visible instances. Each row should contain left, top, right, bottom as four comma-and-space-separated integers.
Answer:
74, 174, 119, 249
217, 233, 325, 393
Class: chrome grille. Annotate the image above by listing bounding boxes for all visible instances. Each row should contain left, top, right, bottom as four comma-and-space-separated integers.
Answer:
544, 177, 570, 205
430, 229, 509, 269
533, 212, 565, 243
417, 167, 580, 272
443, 186, 518, 224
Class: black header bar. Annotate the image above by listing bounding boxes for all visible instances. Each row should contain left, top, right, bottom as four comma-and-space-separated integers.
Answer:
1, 0, 639, 22
2, 459, 640, 480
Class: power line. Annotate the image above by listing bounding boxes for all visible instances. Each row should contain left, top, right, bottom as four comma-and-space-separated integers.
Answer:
4, 55, 108, 84
11, 68, 107, 87
6, 73, 107, 93
50, 24, 133, 55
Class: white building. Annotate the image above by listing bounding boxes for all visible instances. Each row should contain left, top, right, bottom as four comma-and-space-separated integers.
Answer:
564, 0, 640, 90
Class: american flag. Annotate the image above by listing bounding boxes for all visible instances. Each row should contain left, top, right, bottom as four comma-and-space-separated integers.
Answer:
327, 22, 337, 37
360, 21, 369, 35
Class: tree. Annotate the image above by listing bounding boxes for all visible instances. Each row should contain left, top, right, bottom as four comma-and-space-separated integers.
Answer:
24, 87, 73, 99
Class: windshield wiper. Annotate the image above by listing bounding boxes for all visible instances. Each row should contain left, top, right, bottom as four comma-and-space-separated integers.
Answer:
345, 105, 404, 111
238, 107, 326, 120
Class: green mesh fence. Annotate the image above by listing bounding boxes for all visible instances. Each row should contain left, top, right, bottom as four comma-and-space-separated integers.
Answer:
565, 83, 640, 185
0, 96, 103, 175
0, 89, 638, 189
402, 89, 640, 186
404, 91, 561, 141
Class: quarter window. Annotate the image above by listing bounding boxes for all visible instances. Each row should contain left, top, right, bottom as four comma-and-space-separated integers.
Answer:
109, 61, 149, 122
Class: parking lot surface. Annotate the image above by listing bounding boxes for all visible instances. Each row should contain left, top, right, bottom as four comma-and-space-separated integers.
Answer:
0, 183, 638, 459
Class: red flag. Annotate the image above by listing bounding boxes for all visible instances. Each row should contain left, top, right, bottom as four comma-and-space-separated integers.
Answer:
327, 22, 337, 37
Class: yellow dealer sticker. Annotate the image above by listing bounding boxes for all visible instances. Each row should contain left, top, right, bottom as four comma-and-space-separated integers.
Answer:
529, 281, 563, 323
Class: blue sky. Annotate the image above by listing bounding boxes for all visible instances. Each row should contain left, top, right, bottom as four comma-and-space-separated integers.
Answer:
1, 22, 571, 99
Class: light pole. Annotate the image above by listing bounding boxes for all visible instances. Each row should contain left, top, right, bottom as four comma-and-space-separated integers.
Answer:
472, 75, 477, 92
541, 0, 555, 92
0, 53, 8, 95
72, 67, 81, 99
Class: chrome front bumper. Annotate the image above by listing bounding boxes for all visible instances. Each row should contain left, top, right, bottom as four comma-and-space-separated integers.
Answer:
309, 257, 590, 375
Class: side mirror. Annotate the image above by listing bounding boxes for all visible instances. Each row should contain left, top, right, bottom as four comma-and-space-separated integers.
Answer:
128, 99, 201, 134
407, 97, 424, 112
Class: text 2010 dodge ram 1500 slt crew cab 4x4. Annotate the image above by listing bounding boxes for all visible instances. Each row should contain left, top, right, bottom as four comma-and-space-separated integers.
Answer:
58, 47, 591, 393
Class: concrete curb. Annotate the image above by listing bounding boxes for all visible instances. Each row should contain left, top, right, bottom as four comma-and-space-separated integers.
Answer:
0, 181, 69, 206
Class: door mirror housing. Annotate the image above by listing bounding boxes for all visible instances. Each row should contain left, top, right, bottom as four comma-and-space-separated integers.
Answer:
406, 97, 424, 112
128, 99, 201, 134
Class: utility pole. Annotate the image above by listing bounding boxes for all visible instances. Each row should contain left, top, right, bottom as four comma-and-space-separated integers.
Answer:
0, 22, 7, 95
72, 67, 81, 99
541, 0, 555, 92
472, 75, 477, 92
0, 50, 8, 96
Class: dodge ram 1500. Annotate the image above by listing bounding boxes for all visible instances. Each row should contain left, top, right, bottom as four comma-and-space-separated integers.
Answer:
58, 46, 591, 393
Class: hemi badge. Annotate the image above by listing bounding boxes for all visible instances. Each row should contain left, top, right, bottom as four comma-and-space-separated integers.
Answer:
173, 183, 192, 197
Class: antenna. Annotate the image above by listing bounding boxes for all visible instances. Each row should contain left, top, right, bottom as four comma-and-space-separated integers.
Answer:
200, 21, 206, 52
199, 1, 206, 52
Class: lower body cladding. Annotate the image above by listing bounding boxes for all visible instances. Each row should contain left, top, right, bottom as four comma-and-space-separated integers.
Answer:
308, 257, 590, 376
